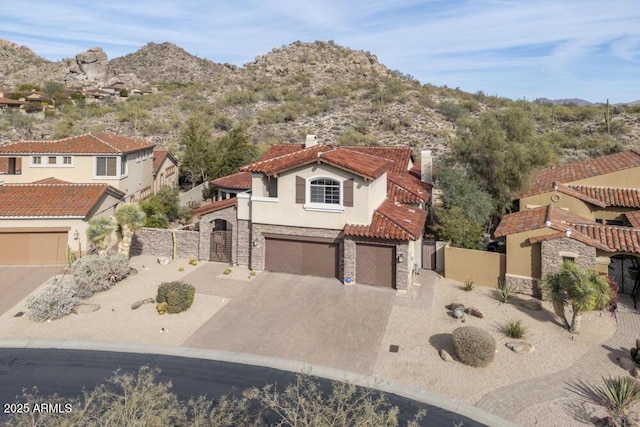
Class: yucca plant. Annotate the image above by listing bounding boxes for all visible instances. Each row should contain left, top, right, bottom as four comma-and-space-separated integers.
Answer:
86, 216, 116, 256
462, 280, 475, 292
501, 319, 527, 339
592, 376, 640, 424
497, 279, 513, 303
114, 203, 146, 257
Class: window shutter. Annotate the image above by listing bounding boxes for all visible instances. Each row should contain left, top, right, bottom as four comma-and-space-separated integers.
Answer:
296, 176, 305, 203
343, 179, 354, 207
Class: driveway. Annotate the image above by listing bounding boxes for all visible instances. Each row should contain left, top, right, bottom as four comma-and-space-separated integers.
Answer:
0, 266, 59, 315
183, 265, 396, 374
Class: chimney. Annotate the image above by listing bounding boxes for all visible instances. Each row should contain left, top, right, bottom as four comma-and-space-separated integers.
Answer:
420, 150, 433, 185
305, 134, 318, 148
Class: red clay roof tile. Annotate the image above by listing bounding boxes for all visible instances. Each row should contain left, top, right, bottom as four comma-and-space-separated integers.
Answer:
0, 132, 156, 155
568, 185, 640, 208
344, 199, 427, 241
191, 197, 237, 218
211, 171, 252, 189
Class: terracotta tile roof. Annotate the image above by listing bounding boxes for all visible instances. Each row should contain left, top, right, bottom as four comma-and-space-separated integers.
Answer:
344, 200, 427, 241
211, 171, 252, 189
342, 146, 413, 174
565, 223, 640, 253
191, 197, 237, 218
494, 205, 600, 238
260, 144, 305, 160
0, 132, 156, 155
387, 172, 431, 204
32, 177, 72, 184
567, 185, 640, 208
626, 211, 640, 228
240, 145, 392, 180
0, 182, 124, 218
0, 97, 24, 106
520, 150, 640, 198
152, 149, 168, 173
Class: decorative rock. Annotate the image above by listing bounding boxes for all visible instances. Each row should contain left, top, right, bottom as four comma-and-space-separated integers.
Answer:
632, 366, 640, 379
157, 256, 170, 265
447, 303, 465, 311
505, 342, 535, 354
74, 303, 100, 314
439, 349, 453, 362
464, 307, 484, 318
520, 299, 542, 311
453, 308, 465, 319
617, 356, 637, 371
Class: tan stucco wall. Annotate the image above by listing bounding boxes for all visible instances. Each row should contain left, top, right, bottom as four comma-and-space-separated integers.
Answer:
153, 158, 178, 193
571, 167, 640, 188
444, 245, 505, 288
520, 191, 593, 219
505, 228, 555, 279
250, 164, 386, 229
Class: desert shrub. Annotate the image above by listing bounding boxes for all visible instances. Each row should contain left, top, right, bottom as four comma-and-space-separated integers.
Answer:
26, 277, 80, 322
451, 326, 496, 367
71, 253, 131, 299
501, 319, 527, 338
156, 281, 195, 314
462, 280, 475, 291
591, 376, 640, 425
497, 279, 514, 303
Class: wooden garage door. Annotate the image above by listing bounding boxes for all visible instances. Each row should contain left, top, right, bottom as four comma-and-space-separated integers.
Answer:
0, 231, 68, 265
265, 237, 338, 278
356, 243, 396, 288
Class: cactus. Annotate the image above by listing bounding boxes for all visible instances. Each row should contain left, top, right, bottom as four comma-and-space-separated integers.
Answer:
604, 98, 611, 135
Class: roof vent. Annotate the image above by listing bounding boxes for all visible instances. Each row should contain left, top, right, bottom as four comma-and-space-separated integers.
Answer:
305, 134, 318, 148
545, 220, 551, 227
552, 181, 558, 191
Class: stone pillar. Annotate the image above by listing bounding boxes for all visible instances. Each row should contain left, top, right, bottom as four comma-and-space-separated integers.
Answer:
395, 243, 410, 291
343, 238, 356, 284
237, 219, 251, 266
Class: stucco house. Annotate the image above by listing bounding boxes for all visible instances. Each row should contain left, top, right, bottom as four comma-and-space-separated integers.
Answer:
0, 132, 160, 201
494, 149, 640, 297
194, 135, 432, 291
0, 178, 125, 265
151, 149, 179, 196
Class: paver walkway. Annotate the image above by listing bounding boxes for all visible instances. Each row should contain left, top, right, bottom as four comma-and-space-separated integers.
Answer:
476, 294, 640, 421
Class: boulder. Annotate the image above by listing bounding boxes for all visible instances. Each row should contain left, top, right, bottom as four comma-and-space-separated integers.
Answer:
632, 366, 640, 379
75, 47, 108, 81
157, 256, 170, 265
464, 307, 484, 318
505, 342, 535, 354
617, 356, 637, 371
439, 349, 453, 362
520, 299, 542, 311
452, 308, 465, 319
446, 303, 465, 311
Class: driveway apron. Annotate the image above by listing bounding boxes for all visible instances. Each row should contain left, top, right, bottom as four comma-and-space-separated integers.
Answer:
0, 266, 59, 316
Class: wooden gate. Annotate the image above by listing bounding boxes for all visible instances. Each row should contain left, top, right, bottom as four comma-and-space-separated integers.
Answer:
210, 230, 232, 263
422, 241, 436, 270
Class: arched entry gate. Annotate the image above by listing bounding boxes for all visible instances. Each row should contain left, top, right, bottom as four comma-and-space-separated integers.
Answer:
210, 219, 232, 263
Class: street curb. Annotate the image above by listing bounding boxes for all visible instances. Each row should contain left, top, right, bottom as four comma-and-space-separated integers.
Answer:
0, 339, 518, 427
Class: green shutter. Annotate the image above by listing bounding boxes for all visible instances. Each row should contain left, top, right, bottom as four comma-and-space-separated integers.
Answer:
296, 176, 305, 204
343, 178, 354, 207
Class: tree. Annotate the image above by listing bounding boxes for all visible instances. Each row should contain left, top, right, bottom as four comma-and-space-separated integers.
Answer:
210, 127, 259, 179
540, 262, 612, 333
139, 185, 180, 228
434, 206, 484, 249
114, 203, 146, 257
179, 113, 215, 188
539, 267, 570, 330
86, 216, 116, 256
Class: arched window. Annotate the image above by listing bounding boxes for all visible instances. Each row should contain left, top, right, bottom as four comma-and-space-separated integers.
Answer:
309, 178, 340, 204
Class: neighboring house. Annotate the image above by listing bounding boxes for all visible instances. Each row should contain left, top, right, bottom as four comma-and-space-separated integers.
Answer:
494, 150, 640, 296
152, 149, 179, 196
0, 96, 24, 114
0, 178, 125, 265
194, 135, 432, 291
0, 132, 159, 201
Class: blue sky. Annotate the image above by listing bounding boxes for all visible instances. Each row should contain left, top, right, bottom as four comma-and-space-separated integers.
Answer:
2, 0, 639, 103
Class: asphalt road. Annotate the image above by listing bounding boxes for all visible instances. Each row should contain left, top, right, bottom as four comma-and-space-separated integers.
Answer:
0, 348, 486, 426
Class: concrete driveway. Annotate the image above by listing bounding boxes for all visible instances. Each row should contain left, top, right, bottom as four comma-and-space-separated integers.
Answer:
0, 266, 59, 315
183, 266, 396, 374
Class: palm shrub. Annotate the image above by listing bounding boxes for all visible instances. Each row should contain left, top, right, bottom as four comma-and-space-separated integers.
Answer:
451, 326, 496, 367
539, 267, 570, 330
114, 203, 146, 257
156, 281, 195, 313
86, 216, 116, 256
71, 253, 131, 299
26, 277, 80, 321
592, 376, 640, 425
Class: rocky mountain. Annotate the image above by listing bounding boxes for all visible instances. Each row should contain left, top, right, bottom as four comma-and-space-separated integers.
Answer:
0, 39, 639, 160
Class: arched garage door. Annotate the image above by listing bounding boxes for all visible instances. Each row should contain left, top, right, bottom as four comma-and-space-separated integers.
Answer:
264, 236, 339, 278
0, 229, 68, 265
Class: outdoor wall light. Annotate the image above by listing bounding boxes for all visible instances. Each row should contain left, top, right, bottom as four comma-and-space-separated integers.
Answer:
396, 254, 404, 264
73, 229, 79, 240
253, 239, 260, 247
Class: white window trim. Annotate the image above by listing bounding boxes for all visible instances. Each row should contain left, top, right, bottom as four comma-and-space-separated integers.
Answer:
30, 156, 43, 166
121, 154, 128, 177
304, 175, 344, 212
251, 196, 279, 203
93, 156, 121, 180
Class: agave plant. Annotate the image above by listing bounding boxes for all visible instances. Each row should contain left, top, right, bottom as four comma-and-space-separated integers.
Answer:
592, 376, 640, 424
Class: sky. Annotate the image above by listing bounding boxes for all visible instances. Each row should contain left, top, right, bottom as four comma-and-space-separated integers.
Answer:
2, 0, 639, 104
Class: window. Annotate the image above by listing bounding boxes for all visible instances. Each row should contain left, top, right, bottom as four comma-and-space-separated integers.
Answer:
121, 155, 127, 175
96, 156, 117, 177
562, 256, 575, 264
48, 156, 57, 165
310, 178, 340, 204
268, 177, 278, 198
63, 156, 72, 165
32, 156, 42, 165
136, 151, 143, 162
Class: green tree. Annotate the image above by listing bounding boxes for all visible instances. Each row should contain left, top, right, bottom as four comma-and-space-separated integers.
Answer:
139, 185, 180, 228
114, 203, 146, 257
86, 216, 116, 256
179, 113, 215, 188
43, 81, 67, 105
435, 206, 484, 249
540, 262, 612, 333
211, 127, 259, 179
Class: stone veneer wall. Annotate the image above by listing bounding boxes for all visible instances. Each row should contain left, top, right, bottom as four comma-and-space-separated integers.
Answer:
250, 224, 344, 279
131, 227, 199, 259
504, 274, 540, 298
343, 238, 356, 283
198, 206, 238, 263
541, 237, 596, 277
236, 219, 251, 266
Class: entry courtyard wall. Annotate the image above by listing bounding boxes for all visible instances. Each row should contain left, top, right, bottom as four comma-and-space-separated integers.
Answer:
444, 245, 505, 288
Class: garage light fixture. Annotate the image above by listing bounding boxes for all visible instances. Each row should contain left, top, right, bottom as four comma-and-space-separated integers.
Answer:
396, 254, 404, 264
73, 229, 79, 240
253, 239, 259, 247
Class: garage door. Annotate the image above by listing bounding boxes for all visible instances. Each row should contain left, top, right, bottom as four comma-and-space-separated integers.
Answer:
265, 237, 339, 278
0, 231, 68, 265
356, 243, 396, 288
